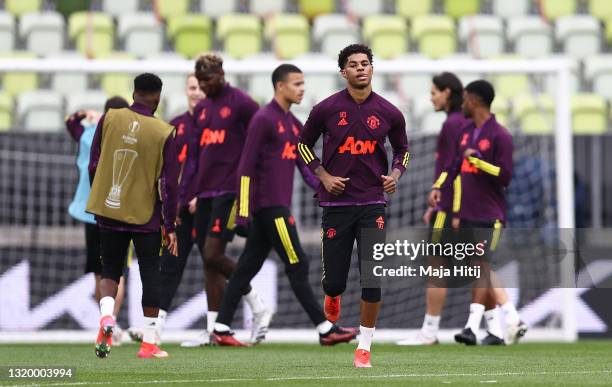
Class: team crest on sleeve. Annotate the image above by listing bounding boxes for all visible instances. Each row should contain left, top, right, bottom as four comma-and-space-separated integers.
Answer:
277, 120, 286, 133
376, 216, 385, 230
478, 138, 491, 152
337, 111, 348, 126
219, 106, 231, 119
366, 115, 380, 130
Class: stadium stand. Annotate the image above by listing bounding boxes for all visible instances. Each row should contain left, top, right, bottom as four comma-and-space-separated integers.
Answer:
17, 90, 64, 132
167, 14, 212, 58
363, 15, 408, 59
20, 12, 65, 57
217, 14, 262, 59
118, 13, 164, 57
0, 12, 15, 53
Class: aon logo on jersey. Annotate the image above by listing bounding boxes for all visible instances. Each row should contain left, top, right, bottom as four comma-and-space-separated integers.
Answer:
338, 136, 377, 155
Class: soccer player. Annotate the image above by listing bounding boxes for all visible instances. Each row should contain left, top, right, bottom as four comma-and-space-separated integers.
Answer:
65, 96, 130, 345
298, 44, 410, 367
126, 73, 205, 346
211, 64, 359, 346
87, 73, 178, 359
396, 72, 468, 345
189, 54, 270, 345
430, 80, 526, 345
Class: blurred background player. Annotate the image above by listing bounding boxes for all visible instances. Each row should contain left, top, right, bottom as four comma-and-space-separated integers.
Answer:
211, 64, 358, 346
127, 74, 205, 346
187, 53, 269, 346
65, 96, 130, 345
87, 73, 178, 359
396, 72, 468, 346
298, 44, 409, 367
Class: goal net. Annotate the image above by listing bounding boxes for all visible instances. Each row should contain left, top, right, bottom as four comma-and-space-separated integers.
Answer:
0, 57, 576, 343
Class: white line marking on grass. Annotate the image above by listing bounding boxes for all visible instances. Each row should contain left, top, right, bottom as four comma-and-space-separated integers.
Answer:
2, 369, 610, 387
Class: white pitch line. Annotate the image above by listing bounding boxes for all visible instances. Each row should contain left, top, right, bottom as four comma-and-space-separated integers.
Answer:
2, 369, 610, 387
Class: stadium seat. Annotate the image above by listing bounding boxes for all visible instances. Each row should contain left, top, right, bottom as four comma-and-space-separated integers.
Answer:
443, 0, 480, 19
145, 0, 190, 19
167, 14, 212, 59
118, 13, 163, 57
395, 0, 433, 20
303, 70, 338, 103
313, 14, 360, 58
414, 97, 445, 134
492, 0, 529, 18
200, 0, 238, 18
217, 14, 262, 59
66, 91, 107, 114
556, 15, 601, 59
147, 52, 191, 96
493, 73, 530, 99
491, 96, 510, 128
248, 73, 275, 104
507, 16, 553, 58
56, 0, 90, 20
344, 0, 384, 18
164, 92, 188, 121
572, 94, 607, 134
411, 15, 456, 59
363, 15, 408, 59
99, 52, 135, 101
49, 52, 89, 96
265, 14, 309, 59
17, 91, 64, 132
0, 12, 15, 53
459, 15, 504, 58
0, 93, 13, 130
589, 0, 612, 20
68, 12, 114, 58
4, 0, 41, 17
0, 52, 38, 97
513, 94, 554, 134
102, 0, 139, 17
298, 0, 335, 19
19, 12, 65, 57
539, 0, 577, 20
544, 55, 580, 95
585, 55, 612, 99
250, 0, 285, 16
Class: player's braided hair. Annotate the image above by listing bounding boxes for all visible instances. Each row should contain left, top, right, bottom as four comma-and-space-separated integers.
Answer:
195, 53, 223, 76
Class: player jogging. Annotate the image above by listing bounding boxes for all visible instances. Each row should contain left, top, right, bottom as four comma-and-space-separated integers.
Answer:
87, 73, 178, 359
211, 64, 358, 346
298, 44, 410, 367
187, 54, 270, 346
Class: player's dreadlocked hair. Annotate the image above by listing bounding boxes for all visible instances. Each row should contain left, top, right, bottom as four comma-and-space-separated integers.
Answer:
195, 53, 223, 76
432, 72, 464, 113
338, 44, 373, 70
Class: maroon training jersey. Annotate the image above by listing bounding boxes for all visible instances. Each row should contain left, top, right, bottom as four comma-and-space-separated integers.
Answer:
298, 89, 409, 206
193, 83, 259, 198
170, 111, 199, 208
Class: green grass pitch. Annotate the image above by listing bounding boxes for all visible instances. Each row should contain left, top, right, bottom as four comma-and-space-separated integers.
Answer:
0, 342, 611, 386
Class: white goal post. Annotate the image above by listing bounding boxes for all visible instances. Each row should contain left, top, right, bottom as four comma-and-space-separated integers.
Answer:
0, 57, 576, 343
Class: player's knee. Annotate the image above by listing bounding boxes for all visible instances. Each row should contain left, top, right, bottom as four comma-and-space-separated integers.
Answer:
361, 287, 381, 303
101, 259, 123, 283
323, 280, 346, 297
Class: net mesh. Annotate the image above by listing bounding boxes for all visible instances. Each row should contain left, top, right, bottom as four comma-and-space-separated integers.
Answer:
0, 70, 565, 333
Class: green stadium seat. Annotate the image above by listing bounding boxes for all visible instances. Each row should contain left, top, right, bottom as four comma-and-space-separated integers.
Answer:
119, 13, 163, 57
99, 52, 135, 102
0, 12, 15, 53
68, 12, 114, 58
411, 15, 456, 59
459, 15, 504, 58
540, 0, 576, 20
167, 14, 212, 59
492, 0, 529, 18
102, 0, 139, 17
585, 55, 612, 99
5, 0, 41, 17
513, 94, 554, 134
492, 73, 529, 99
0, 52, 38, 97
49, 51, 89, 96
313, 14, 360, 58
395, 0, 433, 19
250, 0, 285, 17
572, 94, 607, 134
491, 96, 510, 128
590, 0, 612, 20
66, 91, 107, 114
507, 16, 553, 58
56, 0, 90, 20
0, 93, 13, 130
443, 0, 480, 19
200, 0, 238, 18
363, 15, 407, 59
298, 0, 335, 19
20, 12, 65, 56
17, 91, 64, 132
345, 0, 384, 18
556, 15, 601, 59
217, 14, 261, 59
265, 14, 309, 59
144, 0, 190, 19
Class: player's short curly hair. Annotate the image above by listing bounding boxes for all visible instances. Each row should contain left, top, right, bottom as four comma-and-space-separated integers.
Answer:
195, 53, 223, 75
338, 44, 373, 70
